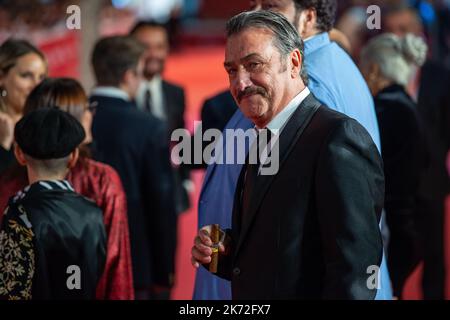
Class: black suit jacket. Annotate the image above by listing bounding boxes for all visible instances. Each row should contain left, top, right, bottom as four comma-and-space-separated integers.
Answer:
374, 84, 427, 296
90, 95, 177, 289
215, 94, 384, 299
417, 60, 450, 200
162, 80, 185, 135
414, 60, 450, 299
162, 80, 190, 214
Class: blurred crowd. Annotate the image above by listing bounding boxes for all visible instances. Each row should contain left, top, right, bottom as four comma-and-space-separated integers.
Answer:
0, 0, 449, 300
0, 0, 74, 31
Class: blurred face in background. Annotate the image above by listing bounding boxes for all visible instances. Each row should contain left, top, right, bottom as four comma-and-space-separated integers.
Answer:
0, 53, 46, 115
126, 56, 145, 99
249, 0, 301, 32
383, 9, 423, 37
133, 26, 169, 80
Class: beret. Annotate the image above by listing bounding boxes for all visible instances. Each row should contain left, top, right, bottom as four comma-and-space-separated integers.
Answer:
14, 107, 85, 160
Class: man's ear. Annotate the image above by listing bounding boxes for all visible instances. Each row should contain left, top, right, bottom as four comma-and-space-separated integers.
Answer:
14, 143, 27, 166
122, 69, 132, 86
298, 8, 317, 37
120, 69, 134, 94
67, 148, 79, 169
290, 49, 302, 78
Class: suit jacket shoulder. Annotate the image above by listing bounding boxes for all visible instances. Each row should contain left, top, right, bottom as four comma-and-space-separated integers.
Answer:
162, 80, 184, 93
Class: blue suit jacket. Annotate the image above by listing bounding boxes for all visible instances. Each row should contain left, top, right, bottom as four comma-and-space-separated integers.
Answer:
193, 33, 392, 300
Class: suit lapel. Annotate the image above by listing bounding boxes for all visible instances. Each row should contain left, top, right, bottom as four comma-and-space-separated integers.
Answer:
234, 94, 322, 257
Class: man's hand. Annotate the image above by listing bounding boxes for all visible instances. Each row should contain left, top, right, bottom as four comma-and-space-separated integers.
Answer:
191, 225, 227, 268
0, 112, 14, 150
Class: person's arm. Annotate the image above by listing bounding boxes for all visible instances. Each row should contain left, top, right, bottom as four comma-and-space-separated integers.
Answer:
143, 121, 177, 292
176, 89, 193, 198
95, 166, 134, 300
315, 118, 384, 300
0, 205, 35, 300
380, 107, 422, 296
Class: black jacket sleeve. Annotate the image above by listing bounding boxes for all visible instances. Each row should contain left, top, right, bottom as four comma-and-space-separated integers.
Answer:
175, 87, 191, 182
315, 118, 384, 300
377, 103, 423, 296
143, 121, 178, 287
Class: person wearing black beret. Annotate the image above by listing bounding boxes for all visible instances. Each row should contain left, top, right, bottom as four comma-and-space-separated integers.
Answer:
0, 107, 106, 300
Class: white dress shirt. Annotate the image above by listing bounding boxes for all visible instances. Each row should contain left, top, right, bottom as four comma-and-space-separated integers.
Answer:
135, 75, 166, 120
91, 86, 131, 101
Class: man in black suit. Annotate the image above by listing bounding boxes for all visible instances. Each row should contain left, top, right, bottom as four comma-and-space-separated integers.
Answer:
90, 36, 177, 300
191, 11, 385, 299
130, 21, 191, 215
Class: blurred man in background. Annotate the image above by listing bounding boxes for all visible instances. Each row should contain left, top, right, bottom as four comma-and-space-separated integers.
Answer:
131, 21, 192, 216
90, 36, 177, 300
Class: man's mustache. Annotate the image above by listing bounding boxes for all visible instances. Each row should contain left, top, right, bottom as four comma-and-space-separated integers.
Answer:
237, 86, 268, 102
145, 58, 165, 66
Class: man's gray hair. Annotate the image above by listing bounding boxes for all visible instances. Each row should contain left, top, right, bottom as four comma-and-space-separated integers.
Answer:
360, 33, 427, 87
226, 10, 308, 84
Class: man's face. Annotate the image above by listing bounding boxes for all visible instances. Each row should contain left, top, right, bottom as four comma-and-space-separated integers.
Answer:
249, 0, 301, 32
224, 28, 290, 128
133, 26, 169, 79
383, 10, 423, 37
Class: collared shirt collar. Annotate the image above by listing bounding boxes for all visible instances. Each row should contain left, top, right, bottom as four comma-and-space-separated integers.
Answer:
261, 87, 310, 135
12, 180, 74, 203
304, 32, 330, 54
91, 86, 131, 102
147, 74, 162, 89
